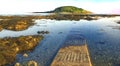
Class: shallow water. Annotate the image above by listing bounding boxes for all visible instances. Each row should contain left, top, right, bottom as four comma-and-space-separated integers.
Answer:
0, 17, 120, 66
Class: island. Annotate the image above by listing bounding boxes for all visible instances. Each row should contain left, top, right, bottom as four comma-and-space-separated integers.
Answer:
34, 6, 92, 14
33, 6, 120, 20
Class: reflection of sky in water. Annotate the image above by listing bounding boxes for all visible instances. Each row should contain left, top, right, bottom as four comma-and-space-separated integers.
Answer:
72, 18, 120, 66
0, 17, 120, 38
0, 19, 74, 38
0, 17, 120, 66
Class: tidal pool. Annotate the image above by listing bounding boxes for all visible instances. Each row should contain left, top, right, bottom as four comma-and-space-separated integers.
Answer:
0, 17, 120, 66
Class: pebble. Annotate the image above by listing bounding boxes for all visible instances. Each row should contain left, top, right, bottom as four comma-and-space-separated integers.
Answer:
27, 60, 38, 66
23, 53, 28, 58
14, 62, 20, 66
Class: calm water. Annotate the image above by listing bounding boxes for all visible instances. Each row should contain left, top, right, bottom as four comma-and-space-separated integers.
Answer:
0, 13, 53, 16
0, 17, 120, 66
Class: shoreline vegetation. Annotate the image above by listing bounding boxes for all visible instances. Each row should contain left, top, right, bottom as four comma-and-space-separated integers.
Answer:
0, 35, 43, 66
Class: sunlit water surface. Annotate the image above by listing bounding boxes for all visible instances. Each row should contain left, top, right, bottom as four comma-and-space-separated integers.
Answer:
0, 17, 120, 66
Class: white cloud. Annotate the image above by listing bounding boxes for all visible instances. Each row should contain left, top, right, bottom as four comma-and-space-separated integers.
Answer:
0, 0, 119, 14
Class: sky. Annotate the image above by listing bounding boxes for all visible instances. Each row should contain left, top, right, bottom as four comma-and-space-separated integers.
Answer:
0, 0, 120, 14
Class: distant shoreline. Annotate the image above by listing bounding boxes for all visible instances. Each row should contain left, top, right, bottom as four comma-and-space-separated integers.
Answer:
0, 13, 120, 21
32, 12, 120, 16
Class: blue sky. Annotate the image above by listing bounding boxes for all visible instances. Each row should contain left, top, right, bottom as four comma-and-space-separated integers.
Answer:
0, 0, 120, 14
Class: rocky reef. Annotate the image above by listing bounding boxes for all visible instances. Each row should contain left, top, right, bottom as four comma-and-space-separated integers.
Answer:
0, 35, 43, 66
15, 60, 38, 66
0, 17, 34, 31
0, 25, 3, 31
45, 14, 98, 21
117, 21, 120, 24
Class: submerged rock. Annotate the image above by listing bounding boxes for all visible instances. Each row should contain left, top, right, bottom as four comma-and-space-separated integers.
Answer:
0, 35, 44, 66
0, 25, 3, 31
37, 31, 49, 34
0, 18, 34, 31
27, 60, 38, 66
23, 53, 28, 58
117, 21, 120, 24
15, 62, 21, 66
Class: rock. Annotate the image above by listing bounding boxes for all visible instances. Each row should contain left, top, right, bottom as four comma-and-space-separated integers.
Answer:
15, 47, 19, 52
0, 35, 43, 66
0, 18, 34, 31
14, 62, 21, 66
27, 60, 38, 66
0, 25, 3, 31
45, 31, 49, 34
58, 32, 63, 34
23, 53, 28, 58
37, 31, 49, 34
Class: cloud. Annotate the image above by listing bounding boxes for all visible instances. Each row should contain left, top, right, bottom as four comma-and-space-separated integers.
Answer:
0, 0, 119, 14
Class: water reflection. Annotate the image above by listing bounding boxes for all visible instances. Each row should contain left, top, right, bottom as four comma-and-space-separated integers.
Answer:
0, 17, 120, 66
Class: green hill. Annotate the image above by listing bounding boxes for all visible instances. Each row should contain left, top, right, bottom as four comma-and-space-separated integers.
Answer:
49, 6, 92, 14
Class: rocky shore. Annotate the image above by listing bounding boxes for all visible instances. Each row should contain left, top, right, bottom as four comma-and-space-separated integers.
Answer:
117, 21, 120, 24
0, 17, 34, 31
0, 15, 99, 32
0, 25, 3, 31
0, 35, 43, 66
